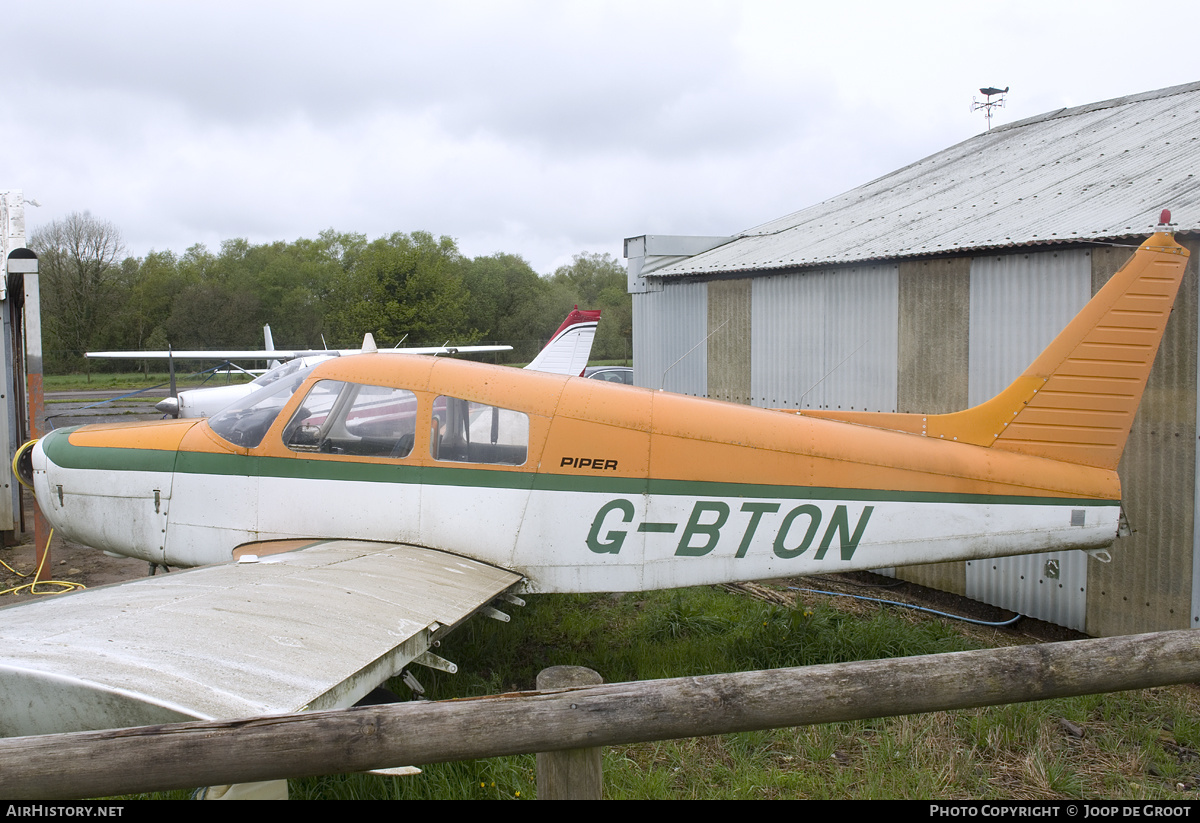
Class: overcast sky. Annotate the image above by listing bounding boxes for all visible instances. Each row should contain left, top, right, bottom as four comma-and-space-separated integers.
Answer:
6, 1, 1198, 274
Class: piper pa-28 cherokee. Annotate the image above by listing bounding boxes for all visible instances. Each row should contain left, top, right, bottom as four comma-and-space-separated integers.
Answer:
1, 220, 1189, 779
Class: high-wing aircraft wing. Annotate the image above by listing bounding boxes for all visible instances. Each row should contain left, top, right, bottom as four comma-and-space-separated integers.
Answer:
87, 344, 513, 360
88, 322, 513, 362
0, 540, 521, 737
139, 309, 601, 419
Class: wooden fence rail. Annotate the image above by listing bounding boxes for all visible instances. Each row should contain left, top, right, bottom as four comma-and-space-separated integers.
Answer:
2, 629, 1198, 799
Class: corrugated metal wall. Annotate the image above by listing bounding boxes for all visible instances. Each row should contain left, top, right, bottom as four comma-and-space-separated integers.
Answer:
633, 240, 1199, 635
749, 265, 898, 411
1086, 241, 1198, 635
962, 249, 1093, 629
886, 244, 1199, 632
633, 282, 707, 395
890, 256, 971, 595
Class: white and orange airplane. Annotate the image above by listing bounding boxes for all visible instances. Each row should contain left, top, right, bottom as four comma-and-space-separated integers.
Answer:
0, 221, 1189, 746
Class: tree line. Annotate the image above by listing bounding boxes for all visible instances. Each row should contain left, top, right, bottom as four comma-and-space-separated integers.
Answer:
30, 212, 633, 375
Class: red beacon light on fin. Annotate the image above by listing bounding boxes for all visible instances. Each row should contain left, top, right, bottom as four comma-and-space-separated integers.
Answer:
1159, 208, 1173, 227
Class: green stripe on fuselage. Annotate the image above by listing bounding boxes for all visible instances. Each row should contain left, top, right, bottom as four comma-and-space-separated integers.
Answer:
42, 428, 178, 473
43, 434, 1120, 507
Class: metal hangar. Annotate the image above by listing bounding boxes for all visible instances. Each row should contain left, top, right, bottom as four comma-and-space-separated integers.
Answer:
625, 81, 1200, 636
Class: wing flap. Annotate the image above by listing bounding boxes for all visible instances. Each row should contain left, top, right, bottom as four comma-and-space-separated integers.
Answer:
0, 541, 521, 737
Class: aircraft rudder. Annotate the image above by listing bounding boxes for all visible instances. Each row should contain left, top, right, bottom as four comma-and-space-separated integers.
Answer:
524, 307, 601, 375
930, 226, 1189, 469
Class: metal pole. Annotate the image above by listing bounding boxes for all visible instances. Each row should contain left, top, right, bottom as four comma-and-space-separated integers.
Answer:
9, 251, 45, 576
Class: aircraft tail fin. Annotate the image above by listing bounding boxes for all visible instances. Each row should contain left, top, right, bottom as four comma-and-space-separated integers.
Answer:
524, 307, 602, 375
264, 324, 280, 370
802, 225, 1190, 470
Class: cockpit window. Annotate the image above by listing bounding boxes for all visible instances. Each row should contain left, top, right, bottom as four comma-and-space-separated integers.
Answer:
431, 396, 528, 465
284, 380, 418, 458
208, 364, 318, 448
250, 355, 334, 389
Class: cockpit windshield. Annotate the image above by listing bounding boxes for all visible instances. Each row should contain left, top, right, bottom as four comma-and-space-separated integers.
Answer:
208, 363, 319, 448
250, 355, 334, 390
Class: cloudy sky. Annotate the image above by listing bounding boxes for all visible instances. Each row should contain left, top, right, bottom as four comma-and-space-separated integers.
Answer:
6, 1, 1199, 274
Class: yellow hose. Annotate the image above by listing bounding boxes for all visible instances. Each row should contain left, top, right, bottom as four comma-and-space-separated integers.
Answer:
11, 438, 37, 493
0, 528, 85, 596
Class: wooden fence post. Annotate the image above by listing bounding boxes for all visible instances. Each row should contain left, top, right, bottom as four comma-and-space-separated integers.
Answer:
536, 666, 604, 799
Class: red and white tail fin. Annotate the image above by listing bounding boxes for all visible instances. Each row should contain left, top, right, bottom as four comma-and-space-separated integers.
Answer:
524, 307, 601, 375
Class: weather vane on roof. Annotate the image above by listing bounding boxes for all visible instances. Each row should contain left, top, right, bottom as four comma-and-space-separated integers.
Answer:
971, 86, 1009, 130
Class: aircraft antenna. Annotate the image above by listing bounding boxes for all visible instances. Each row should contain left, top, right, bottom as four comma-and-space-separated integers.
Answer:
797, 338, 871, 408
971, 86, 1009, 130
659, 320, 728, 391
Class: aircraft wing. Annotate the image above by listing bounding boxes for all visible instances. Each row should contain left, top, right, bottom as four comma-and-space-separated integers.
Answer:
86, 345, 512, 360
366, 345, 512, 356
0, 540, 521, 737
87, 348, 296, 360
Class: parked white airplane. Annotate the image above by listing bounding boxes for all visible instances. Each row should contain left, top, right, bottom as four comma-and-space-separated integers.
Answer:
91, 309, 601, 418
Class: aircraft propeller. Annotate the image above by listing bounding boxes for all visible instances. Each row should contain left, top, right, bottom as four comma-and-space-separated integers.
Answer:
156, 346, 181, 418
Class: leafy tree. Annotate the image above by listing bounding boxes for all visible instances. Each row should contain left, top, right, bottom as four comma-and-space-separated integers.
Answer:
547, 252, 632, 362
120, 250, 183, 352
462, 253, 551, 359
325, 231, 472, 347
31, 212, 128, 375
35, 215, 634, 375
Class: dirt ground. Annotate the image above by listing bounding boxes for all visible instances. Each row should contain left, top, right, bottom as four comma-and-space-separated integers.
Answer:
0, 518, 148, 604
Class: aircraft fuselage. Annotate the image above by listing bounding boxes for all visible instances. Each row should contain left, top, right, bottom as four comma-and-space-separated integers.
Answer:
32, 352, 1121, 593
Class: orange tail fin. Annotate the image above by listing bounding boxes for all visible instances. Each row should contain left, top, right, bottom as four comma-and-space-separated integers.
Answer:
800, 229, 1190, 469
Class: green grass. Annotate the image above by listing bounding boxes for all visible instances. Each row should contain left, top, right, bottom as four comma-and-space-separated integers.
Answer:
45, 395, 163, 405
281, 586, 1200, 800
45, 371, 255, 393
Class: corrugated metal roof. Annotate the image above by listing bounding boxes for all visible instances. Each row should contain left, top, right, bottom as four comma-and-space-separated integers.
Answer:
653, 81, 1200, 277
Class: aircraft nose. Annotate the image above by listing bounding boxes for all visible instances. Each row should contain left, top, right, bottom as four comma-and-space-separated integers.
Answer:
29, 434, 64, 529
156, 396, 180, 417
